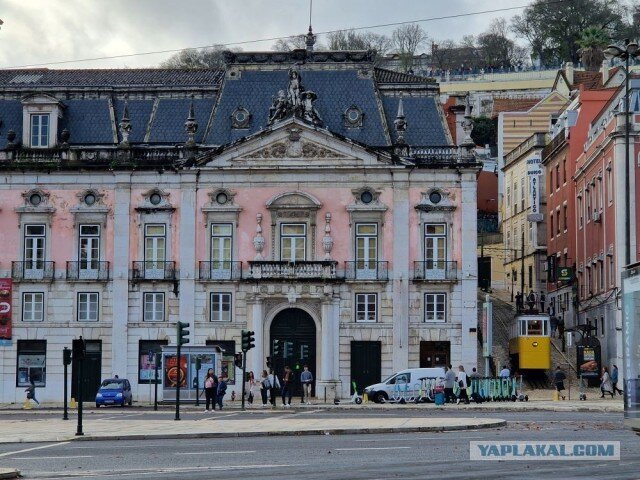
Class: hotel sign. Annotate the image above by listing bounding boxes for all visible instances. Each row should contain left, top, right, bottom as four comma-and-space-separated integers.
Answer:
527, 156, 543, 223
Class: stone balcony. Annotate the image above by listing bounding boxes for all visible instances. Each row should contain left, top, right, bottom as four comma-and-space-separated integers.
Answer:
247, 261, 339, 281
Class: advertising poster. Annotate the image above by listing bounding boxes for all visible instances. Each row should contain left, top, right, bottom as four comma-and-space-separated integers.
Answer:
577, 344, 601, 378
164, 354, 187, 387
139, 353, 159, 382
190, 354, 215, 389
0, 279, 12, 344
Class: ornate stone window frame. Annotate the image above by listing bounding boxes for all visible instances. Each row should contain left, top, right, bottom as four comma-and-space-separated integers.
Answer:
21, 94, 63, 148
15, 189, 56, 263
136, 189, 175, 214
135, 189, 175, 265
415, 189, 456, 263
231, 106, 252, 129
343, 105, 364, 128
346, 186, 388, 261
201, 189, 242, 261
70, 189, 110, 263
265, 191, 322, 261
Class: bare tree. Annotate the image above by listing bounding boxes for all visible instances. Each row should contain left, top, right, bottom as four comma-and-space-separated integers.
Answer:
325, 30, 392, 64
160, 45, 230, 69
391, 23, 428, 72
272, 35, 310, 52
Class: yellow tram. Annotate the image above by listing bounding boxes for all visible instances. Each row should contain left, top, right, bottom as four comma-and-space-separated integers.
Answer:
509, 314, 551, 370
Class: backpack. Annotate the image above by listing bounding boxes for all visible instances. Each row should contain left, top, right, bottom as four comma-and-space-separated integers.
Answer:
262, 378, 271, 389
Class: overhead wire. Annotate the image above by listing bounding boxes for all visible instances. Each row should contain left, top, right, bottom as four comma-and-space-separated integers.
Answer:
1, 0, 573, 69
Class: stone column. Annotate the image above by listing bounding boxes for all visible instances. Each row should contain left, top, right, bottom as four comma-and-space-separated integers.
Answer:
392, 173, 410, 372
178, 174, 197, 341
112, 173, 131, 378
318, 297, 338, 401
249, 296, 264, 374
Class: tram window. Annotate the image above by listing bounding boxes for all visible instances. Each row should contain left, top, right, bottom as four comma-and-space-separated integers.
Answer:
527, 320, 542, 335
542, 320, 549, 336
520, 321, 527, 336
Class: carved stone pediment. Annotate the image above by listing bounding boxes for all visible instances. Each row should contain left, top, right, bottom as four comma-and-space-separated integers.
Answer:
245, 139, 348, 160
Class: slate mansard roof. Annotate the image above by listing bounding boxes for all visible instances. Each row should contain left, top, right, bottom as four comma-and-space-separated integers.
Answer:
0, 50, 451, 151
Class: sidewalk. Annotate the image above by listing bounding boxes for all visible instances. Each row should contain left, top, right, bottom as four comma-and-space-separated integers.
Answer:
0, 414, 506, 444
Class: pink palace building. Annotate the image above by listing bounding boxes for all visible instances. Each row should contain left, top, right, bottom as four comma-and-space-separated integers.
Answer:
0, 44, 479, 403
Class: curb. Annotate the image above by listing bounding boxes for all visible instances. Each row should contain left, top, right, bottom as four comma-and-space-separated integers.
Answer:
10, 419, 507, 443
0, 469, 20, 480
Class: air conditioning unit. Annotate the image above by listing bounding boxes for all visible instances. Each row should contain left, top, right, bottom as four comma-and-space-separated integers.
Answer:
593, 211, 602, 223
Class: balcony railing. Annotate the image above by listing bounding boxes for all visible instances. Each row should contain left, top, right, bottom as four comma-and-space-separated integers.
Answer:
66, 261, 110, 281
247, 261, 339, 280
199, 261, 242, 281
132, 261, 176, 281
413, 260, 458, 282
345, 261, 389, 281
12, 261, 55, 281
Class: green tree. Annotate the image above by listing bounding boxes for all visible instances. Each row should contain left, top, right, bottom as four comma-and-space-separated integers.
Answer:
577, 27, 610, 71
511, 0, 627, 65
471, 116, 497, 148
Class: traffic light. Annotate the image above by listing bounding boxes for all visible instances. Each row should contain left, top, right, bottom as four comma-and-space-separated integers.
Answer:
63, 347, 72, 366
177, 321, 190, 346
266, 356, 272, 369
73, 337, 86, 361
241, 330, 255, 352
234, 353, 243, 368
300, 344, 309, 359
195, 356, 202, 371
273, 339, 281, 357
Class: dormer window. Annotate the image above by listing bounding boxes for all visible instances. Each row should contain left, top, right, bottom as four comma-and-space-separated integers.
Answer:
30, 114, 50, 148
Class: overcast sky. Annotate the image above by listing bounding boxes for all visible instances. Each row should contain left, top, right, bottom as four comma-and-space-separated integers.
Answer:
0, 0, 523, 70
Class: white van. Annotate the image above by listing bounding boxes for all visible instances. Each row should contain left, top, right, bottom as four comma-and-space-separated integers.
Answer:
363, 367, 446, 403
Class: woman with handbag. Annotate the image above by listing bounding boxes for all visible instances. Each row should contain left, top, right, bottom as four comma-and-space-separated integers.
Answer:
246, 371, 258, 406
456, 365, 470, 405
259, 370, 270, 407
203, 369, 216, 412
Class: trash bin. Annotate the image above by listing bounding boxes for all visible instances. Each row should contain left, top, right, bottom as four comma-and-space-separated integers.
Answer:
435, 392, 445, 406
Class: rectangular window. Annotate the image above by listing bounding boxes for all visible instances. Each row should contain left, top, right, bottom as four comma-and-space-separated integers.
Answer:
556, 210, 560, 235
609, 256, 614, 286
355, 293, 377, 322
586, 188, 591, 222
597, 176, 603, 211
563, 159, 567, 184
280, 223, 306, 262
210, 293, 232, 322
563, 205, 568, 232
578, 195, 583, 228
424, 223, 446, 269
355, 223, 378, 269
528, 265, 533, 289
607, 166, 613, 205
143, 292, 165, 322
586, 267, 592, 295
513, 181, 518, 213
550, 215, 554, 239
79, 224, 101, 270
520, 177, 525, 211
506, 187, 511, 216
24, 224, 46, 268
210, 223, 232, 268
22, 292, 44, 322
425, 293, 447, 322
599, 261, 604, 291
30, 114, 50, 148
138, 340, 168, 384
144, 224, 166, 265
555, 164, 560, 189
16, 340, 46, 387
77, 292, 99, 322
600, 317, 605, 337
549, 170, 553, 195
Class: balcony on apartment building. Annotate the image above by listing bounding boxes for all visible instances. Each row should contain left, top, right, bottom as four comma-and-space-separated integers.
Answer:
131, 261, 176, 281
66, 261, 111, 281
345, 261, 389, 281
199, 261, 243, 281
11, 261, 55, 281
413, 260, 458, 282
247, 261, 340, 281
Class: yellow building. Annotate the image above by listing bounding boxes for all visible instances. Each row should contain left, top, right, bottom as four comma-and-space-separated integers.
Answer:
501, 132, 548, 301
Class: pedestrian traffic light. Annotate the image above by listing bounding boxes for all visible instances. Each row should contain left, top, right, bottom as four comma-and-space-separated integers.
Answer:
266, 356, 272, 368
234, 353, 243, 368
177, 321, 190, 345
241, 330, 255, 352
195, 356, 202, 371
273, 339, 281, 357
300, 344, 309, 359
63, 347, 72, 366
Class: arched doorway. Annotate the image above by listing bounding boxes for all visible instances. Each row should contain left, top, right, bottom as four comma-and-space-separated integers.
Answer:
270, 308, 316, 398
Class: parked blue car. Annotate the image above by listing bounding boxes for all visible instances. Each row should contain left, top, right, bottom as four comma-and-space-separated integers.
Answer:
95, 378, 133, 407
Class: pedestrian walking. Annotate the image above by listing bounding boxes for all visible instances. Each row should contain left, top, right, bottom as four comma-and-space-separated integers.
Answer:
553, 366, 566, 400
550, 316, 558, 338
216, 376, 228, 409
600, 367, 614, 398
281, 365, 295, 407
268, 369, 280, 407
245, 371, 256, 405
456, 366, 470, 405
539, 292, 546, 313
444, 365, 457, 404
203, 368, 216, 412
260, 370, 271, 407
25, 376, 39, 406
499, 365, 511, 378
300, 365, 313, 405
611, 365, 623, 395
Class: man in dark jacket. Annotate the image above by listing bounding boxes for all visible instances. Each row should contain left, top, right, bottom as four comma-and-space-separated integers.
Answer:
281, 366, 295, 407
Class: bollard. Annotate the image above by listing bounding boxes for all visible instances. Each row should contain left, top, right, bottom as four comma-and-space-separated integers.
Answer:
23, 399, 32, 409
553, 390, 560, 401
70, 397, 77, 409
363, 392, 368, 403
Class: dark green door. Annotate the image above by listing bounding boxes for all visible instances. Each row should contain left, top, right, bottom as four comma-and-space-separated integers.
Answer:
351, 341, 381, 394
71, 340, 102, 402
270, 308, 316, 397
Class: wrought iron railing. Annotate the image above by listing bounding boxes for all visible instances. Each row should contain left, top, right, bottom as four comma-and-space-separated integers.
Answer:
199, 261, 242, 281
132, 261, 176, 281
247, 261, 338, 280
12, 261, 55, 281
66, 261, 110, 281
345, 261, 389, 281
413, 260, 458, 281
409, 146, 475, 165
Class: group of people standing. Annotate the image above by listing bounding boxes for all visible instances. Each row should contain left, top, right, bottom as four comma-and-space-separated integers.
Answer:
443, 364, 479, 405
202, 369, 228, 412
245, 365, 314, 408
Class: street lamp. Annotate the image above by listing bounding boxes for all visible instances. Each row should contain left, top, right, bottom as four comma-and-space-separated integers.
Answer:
604, 39, 640, 266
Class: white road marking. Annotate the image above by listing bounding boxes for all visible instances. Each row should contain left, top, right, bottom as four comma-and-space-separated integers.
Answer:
13, 455, 93, 460
176, 450, 256, 455
0, 441, 70, 458
335, 446, 412, 451
29, 464, 298, 478
354, 435, 487, 442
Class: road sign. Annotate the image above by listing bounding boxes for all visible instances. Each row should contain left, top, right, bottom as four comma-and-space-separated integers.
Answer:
557, 266, 574, 282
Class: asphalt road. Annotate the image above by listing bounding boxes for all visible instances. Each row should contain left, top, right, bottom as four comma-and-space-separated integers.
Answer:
0, 411, 637, 480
